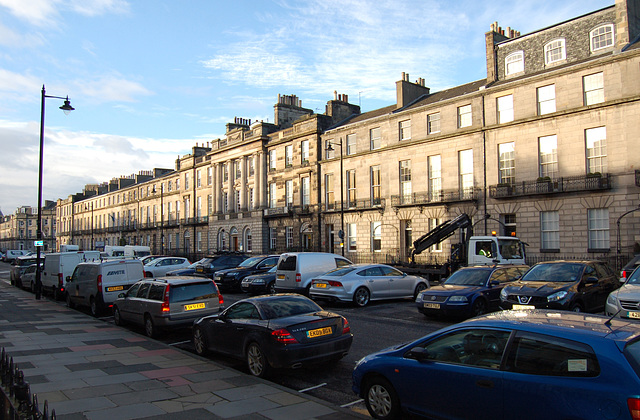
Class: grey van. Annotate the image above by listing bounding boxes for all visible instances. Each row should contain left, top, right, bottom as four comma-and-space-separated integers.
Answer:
274, 252, 352, 295
113, 276, 222, 337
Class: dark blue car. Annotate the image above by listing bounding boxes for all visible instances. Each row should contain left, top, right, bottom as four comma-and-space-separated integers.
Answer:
353, 310, 640, 420
416, 265, 529, 318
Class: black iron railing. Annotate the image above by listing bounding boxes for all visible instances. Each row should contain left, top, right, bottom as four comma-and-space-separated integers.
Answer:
489, 174, 611, 198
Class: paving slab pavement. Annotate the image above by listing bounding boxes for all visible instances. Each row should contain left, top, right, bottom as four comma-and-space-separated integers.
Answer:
0, 280, 368, 419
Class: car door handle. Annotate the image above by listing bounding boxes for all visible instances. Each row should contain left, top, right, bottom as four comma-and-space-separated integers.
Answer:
476, 379, 494, 388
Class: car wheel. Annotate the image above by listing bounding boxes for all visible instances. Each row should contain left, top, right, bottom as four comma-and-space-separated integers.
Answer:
571, 303, 583, 312
193, 326, 209, 356
144, 315, 156, 338
472, 299, 487, 317
145, 272, 153, 278
113, 307, 124, 326
66, 292, 75, 309
90, 297, 101, 317
267, 281, 276, 295
413, 282, 428, 299
353, 287, 371, 307
364, 377, 401, 420
246, 342, 269, 378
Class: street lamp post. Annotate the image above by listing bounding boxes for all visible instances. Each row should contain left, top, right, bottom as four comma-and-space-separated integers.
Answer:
326, 140, 345, 256
35, 85, 74, 300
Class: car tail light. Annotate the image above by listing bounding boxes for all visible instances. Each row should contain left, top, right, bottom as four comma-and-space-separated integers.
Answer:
58, 273, 63, 288
341, 316, 351, 334
143, 270, 147, 278
328, 280, 343, 287
295, 273, 301, 283
162, 284, 171, 313
628, 398, 640, 420
218, 292, 224, 306
97, 275, 102, 291
272, 328, 298, 343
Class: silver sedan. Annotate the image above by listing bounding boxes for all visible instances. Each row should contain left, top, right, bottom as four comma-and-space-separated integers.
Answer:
309, 263, 429, 307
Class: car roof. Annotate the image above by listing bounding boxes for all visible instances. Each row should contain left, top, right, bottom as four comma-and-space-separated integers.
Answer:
241, 293, 312, 303
146, 276, 213, 285
459, 310, 640, 342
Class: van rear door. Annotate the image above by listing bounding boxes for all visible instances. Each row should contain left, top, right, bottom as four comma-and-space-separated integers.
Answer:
276, 254, 298, 290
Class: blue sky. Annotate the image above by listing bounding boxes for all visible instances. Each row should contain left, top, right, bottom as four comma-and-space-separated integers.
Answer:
0, 0, 612, 214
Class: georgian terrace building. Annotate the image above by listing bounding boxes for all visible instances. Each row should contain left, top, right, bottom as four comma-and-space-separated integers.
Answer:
59, 0, 639, 265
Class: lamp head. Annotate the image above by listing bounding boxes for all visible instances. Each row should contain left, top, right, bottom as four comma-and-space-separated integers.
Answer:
60, 97, 74, 115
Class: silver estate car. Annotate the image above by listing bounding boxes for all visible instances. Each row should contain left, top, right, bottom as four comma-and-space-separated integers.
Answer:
309, 263, 429, 307
606, 265, 640, 320
113, 276, 223, 337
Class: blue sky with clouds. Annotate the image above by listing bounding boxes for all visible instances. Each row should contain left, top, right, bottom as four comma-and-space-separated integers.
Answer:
0, 0, 612, 213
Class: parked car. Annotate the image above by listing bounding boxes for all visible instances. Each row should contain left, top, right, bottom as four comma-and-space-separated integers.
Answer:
43, 251, 101, 300
10, 255, 38, 287
3, 250, 28, 263
140, 255, 169, 266
192, 294, 353, 378
274, 252, 352, 295
352, 310, 640, 420
19, 263, 43, 292
166, 258, 207, 276
620, 255, 640, 282
66, 259, 145, 316
416, 265, 529, 318
310, 264, 429, 307
213, 255, 279, 291
144, 257, 191, 278
606, 264, 640, 319
241, 266, 277, 295
500, 260, 619, 313
194, 253, 248, 278
113, 276, 223, 337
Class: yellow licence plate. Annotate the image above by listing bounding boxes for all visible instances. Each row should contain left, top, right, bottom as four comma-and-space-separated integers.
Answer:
307, 327, 332, 338
196, 267, 204, 273
106, 286, 124, 292
277, 274, 285, 280
423, 303, 440, 309
513, 304, 535, 310
184, 303, 206, 311
628, 311, 640, 319
314, 283, 327, 288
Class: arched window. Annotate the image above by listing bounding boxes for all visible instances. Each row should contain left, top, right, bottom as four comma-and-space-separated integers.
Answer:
505, 51, 524, 75
244, 228, 252, 253
544, 39, 566, 65
218, 229, 227, 250
590, 24, 614, 52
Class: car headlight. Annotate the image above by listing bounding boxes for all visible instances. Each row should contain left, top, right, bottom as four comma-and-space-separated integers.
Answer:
500, 289, 507, 299
607, 293, 618, 305
547, 291, 568, 302
416, 293, 426, 302
252, 278, 265, 285
448, 296, 468, 303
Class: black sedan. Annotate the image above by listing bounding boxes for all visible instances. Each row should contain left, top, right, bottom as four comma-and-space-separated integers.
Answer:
500, 260, 619, 313
213, 255, 279, 291
192, 294, 353, 378
241, 266, 277, 295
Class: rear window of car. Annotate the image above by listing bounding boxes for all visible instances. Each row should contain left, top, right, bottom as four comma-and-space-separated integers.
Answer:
147, 284, 166, 301
170, 282, 218, 303
505, 331, 600, 377
623, 339, 640, 378
259, 297, 322, 319
278, 255, 297, 271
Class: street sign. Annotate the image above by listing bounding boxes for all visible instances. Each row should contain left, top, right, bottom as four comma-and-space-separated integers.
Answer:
34, 240, 44, 247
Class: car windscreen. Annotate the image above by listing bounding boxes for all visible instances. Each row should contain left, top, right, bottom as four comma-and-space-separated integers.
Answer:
259, 297, 323, 320
498, 239, 523, 259
277, 255, 297, 271
626, 267, 640, 285
323, 267, 357, 277
170, 282, 218, 303
521, 263, 584, 282
444, 269, 491, 286
238, 256, 263, 268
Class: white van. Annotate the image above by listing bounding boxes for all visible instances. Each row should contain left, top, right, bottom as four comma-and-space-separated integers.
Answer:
274, 252, 352, 295
42, 251, 100, 300
104, 246, 125, 258
59, 244, 79, 252
124, 245, 151, 259
3, 250, 28, 263
66, 259, 145, 317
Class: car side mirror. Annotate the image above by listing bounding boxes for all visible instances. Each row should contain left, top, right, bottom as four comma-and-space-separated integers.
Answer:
489, 280, 500, 287
585, 276, 599, 284
66, 276, 72, 282
118, 293, 125, 298
406, 346, 429, 362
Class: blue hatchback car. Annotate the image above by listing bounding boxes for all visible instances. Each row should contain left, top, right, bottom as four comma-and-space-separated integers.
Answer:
353, 310, 640, 420
416, 265, 529, 319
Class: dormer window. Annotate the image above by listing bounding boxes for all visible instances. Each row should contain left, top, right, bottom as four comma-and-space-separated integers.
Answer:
590, 24, 614, 52
505, 51, 524, 75
544, 39, 566, 65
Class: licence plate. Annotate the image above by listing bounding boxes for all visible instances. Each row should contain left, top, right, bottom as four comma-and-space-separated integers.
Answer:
628, 311, 640, 319
423, 303, 440, 309
314, 283, 327, 288
196, 267, 204, 273
307, 327, 332, 338
106, 286, 124, 292
513, 304, 535, 310
184, 303, 206, 311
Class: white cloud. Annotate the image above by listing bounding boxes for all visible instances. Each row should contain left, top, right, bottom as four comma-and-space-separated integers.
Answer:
75, 75, 154, 103
0, 0, 59, 27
